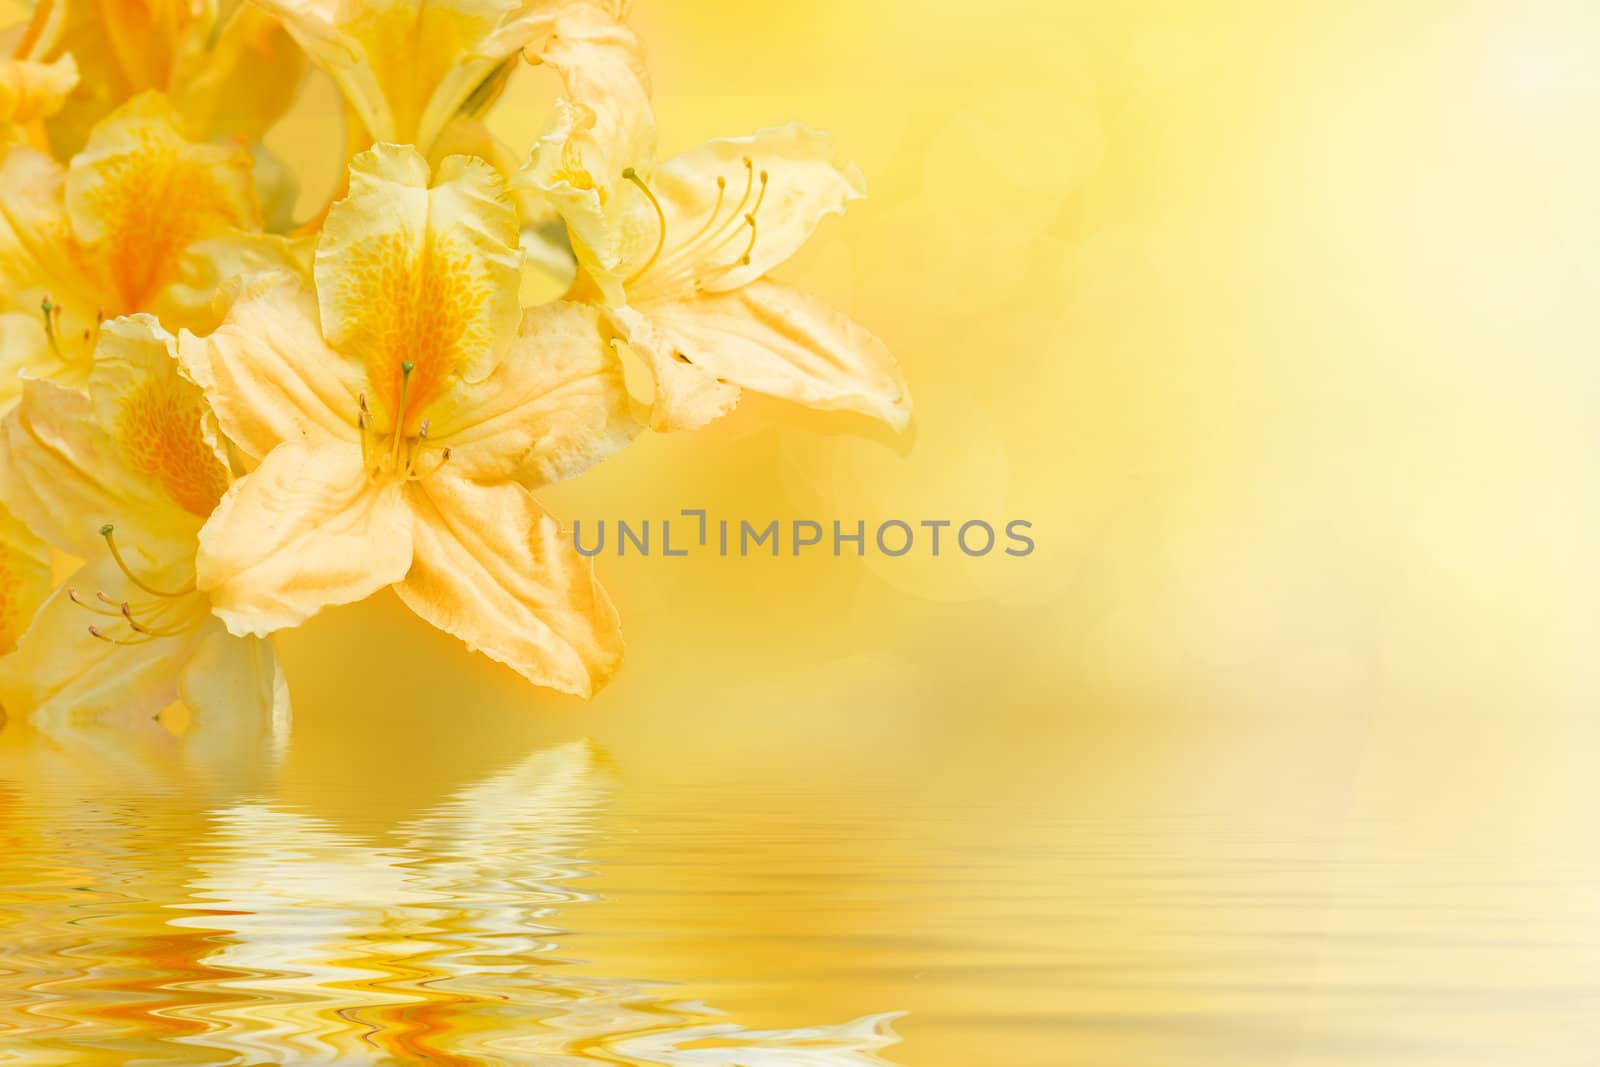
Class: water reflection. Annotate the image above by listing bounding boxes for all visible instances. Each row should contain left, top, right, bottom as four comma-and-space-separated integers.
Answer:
0, 724, 903, 1064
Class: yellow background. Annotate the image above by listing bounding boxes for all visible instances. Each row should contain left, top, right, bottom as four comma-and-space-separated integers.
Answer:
8, 0, 1600, 1064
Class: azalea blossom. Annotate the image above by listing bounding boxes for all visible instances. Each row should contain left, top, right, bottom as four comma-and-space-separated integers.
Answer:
520, 13, 910, 432
0, 92, 299, 413
180, 144, 635, 697
0, 316, 288, 731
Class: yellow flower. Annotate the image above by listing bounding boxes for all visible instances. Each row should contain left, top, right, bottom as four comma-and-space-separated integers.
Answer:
520, 15, 910, 432
1, 0, 306, 157
0, 92, 299, 413
0, 316, 288, 727
180, 145, 636, 697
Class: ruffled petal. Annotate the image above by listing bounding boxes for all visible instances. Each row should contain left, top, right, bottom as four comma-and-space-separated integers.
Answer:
520, 1, 654, 283
396, 475, 622, 697
632, 280, 910, 431
177, 274, 361, 464
316, 145, 521, 435
196, 443, 414, 636
428, 300, 636, 485
608, 303, 738, 432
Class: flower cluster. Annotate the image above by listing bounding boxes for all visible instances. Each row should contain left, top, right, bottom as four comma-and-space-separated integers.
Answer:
0, 0, 909, 724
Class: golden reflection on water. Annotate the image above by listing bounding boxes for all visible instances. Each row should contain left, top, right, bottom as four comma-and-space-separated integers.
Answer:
7, 701, 1600, 1065
0, 722, 903, 1065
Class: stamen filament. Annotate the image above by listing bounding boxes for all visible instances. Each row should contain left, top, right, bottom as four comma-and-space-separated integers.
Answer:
88, 625, 158, 647
99, 524, 196, 599
390, 362, 415, 468
622, 167, 667, 286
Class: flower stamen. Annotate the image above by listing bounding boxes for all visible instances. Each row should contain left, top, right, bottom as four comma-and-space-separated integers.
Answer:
99, 523, 196, 599
622, 167, 667, 286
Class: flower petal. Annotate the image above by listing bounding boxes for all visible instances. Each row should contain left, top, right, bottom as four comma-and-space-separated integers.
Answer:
0, 375, 193, 558
256, 0, 542, 154
608, 303, 739, 432
316, 145, 521, 435
0, 553, 201, 724
178, 274, 361, 465
429, 300, 637, 485
197, 443, 414, 636
65, 93, 261, 314
0, 502, 52, 657
90, 315, 232, 521
520, 1, 654, 282
626, 280, 911, 431
396, 475, 622, 697
0, 54, 77, 125
631, 124, 865, 302
168, 3, 307, 142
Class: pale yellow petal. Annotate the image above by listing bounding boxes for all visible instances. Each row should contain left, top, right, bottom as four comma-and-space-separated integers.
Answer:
178, 274, 361, 465
636, 280, 910, 431
428, 300, 636, 485
168, 2, 307, 142
0, 376, 193, 558
197, 443, 414, 636
629, 124, 866, 302
520, 0, 654, 281
90, 315, 233, 520
0, 54, 77, 124
156, 229, 314, 335
65, 92, 261, 314
256, 0, 541, 154
0, 553, 202, 723
396, 475, 621, 697
608, 303, 739, 432
0, 502, 52, 656
316, 145, 520, 434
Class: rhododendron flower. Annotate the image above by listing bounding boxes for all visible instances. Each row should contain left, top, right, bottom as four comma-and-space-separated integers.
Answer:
181, 145, 634, 696
0, 93, 297, 412
520, 10, 909, 432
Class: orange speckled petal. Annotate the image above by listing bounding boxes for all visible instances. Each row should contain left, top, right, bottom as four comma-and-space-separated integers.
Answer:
64, 93, 260, 314
315, 145, 520, 436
